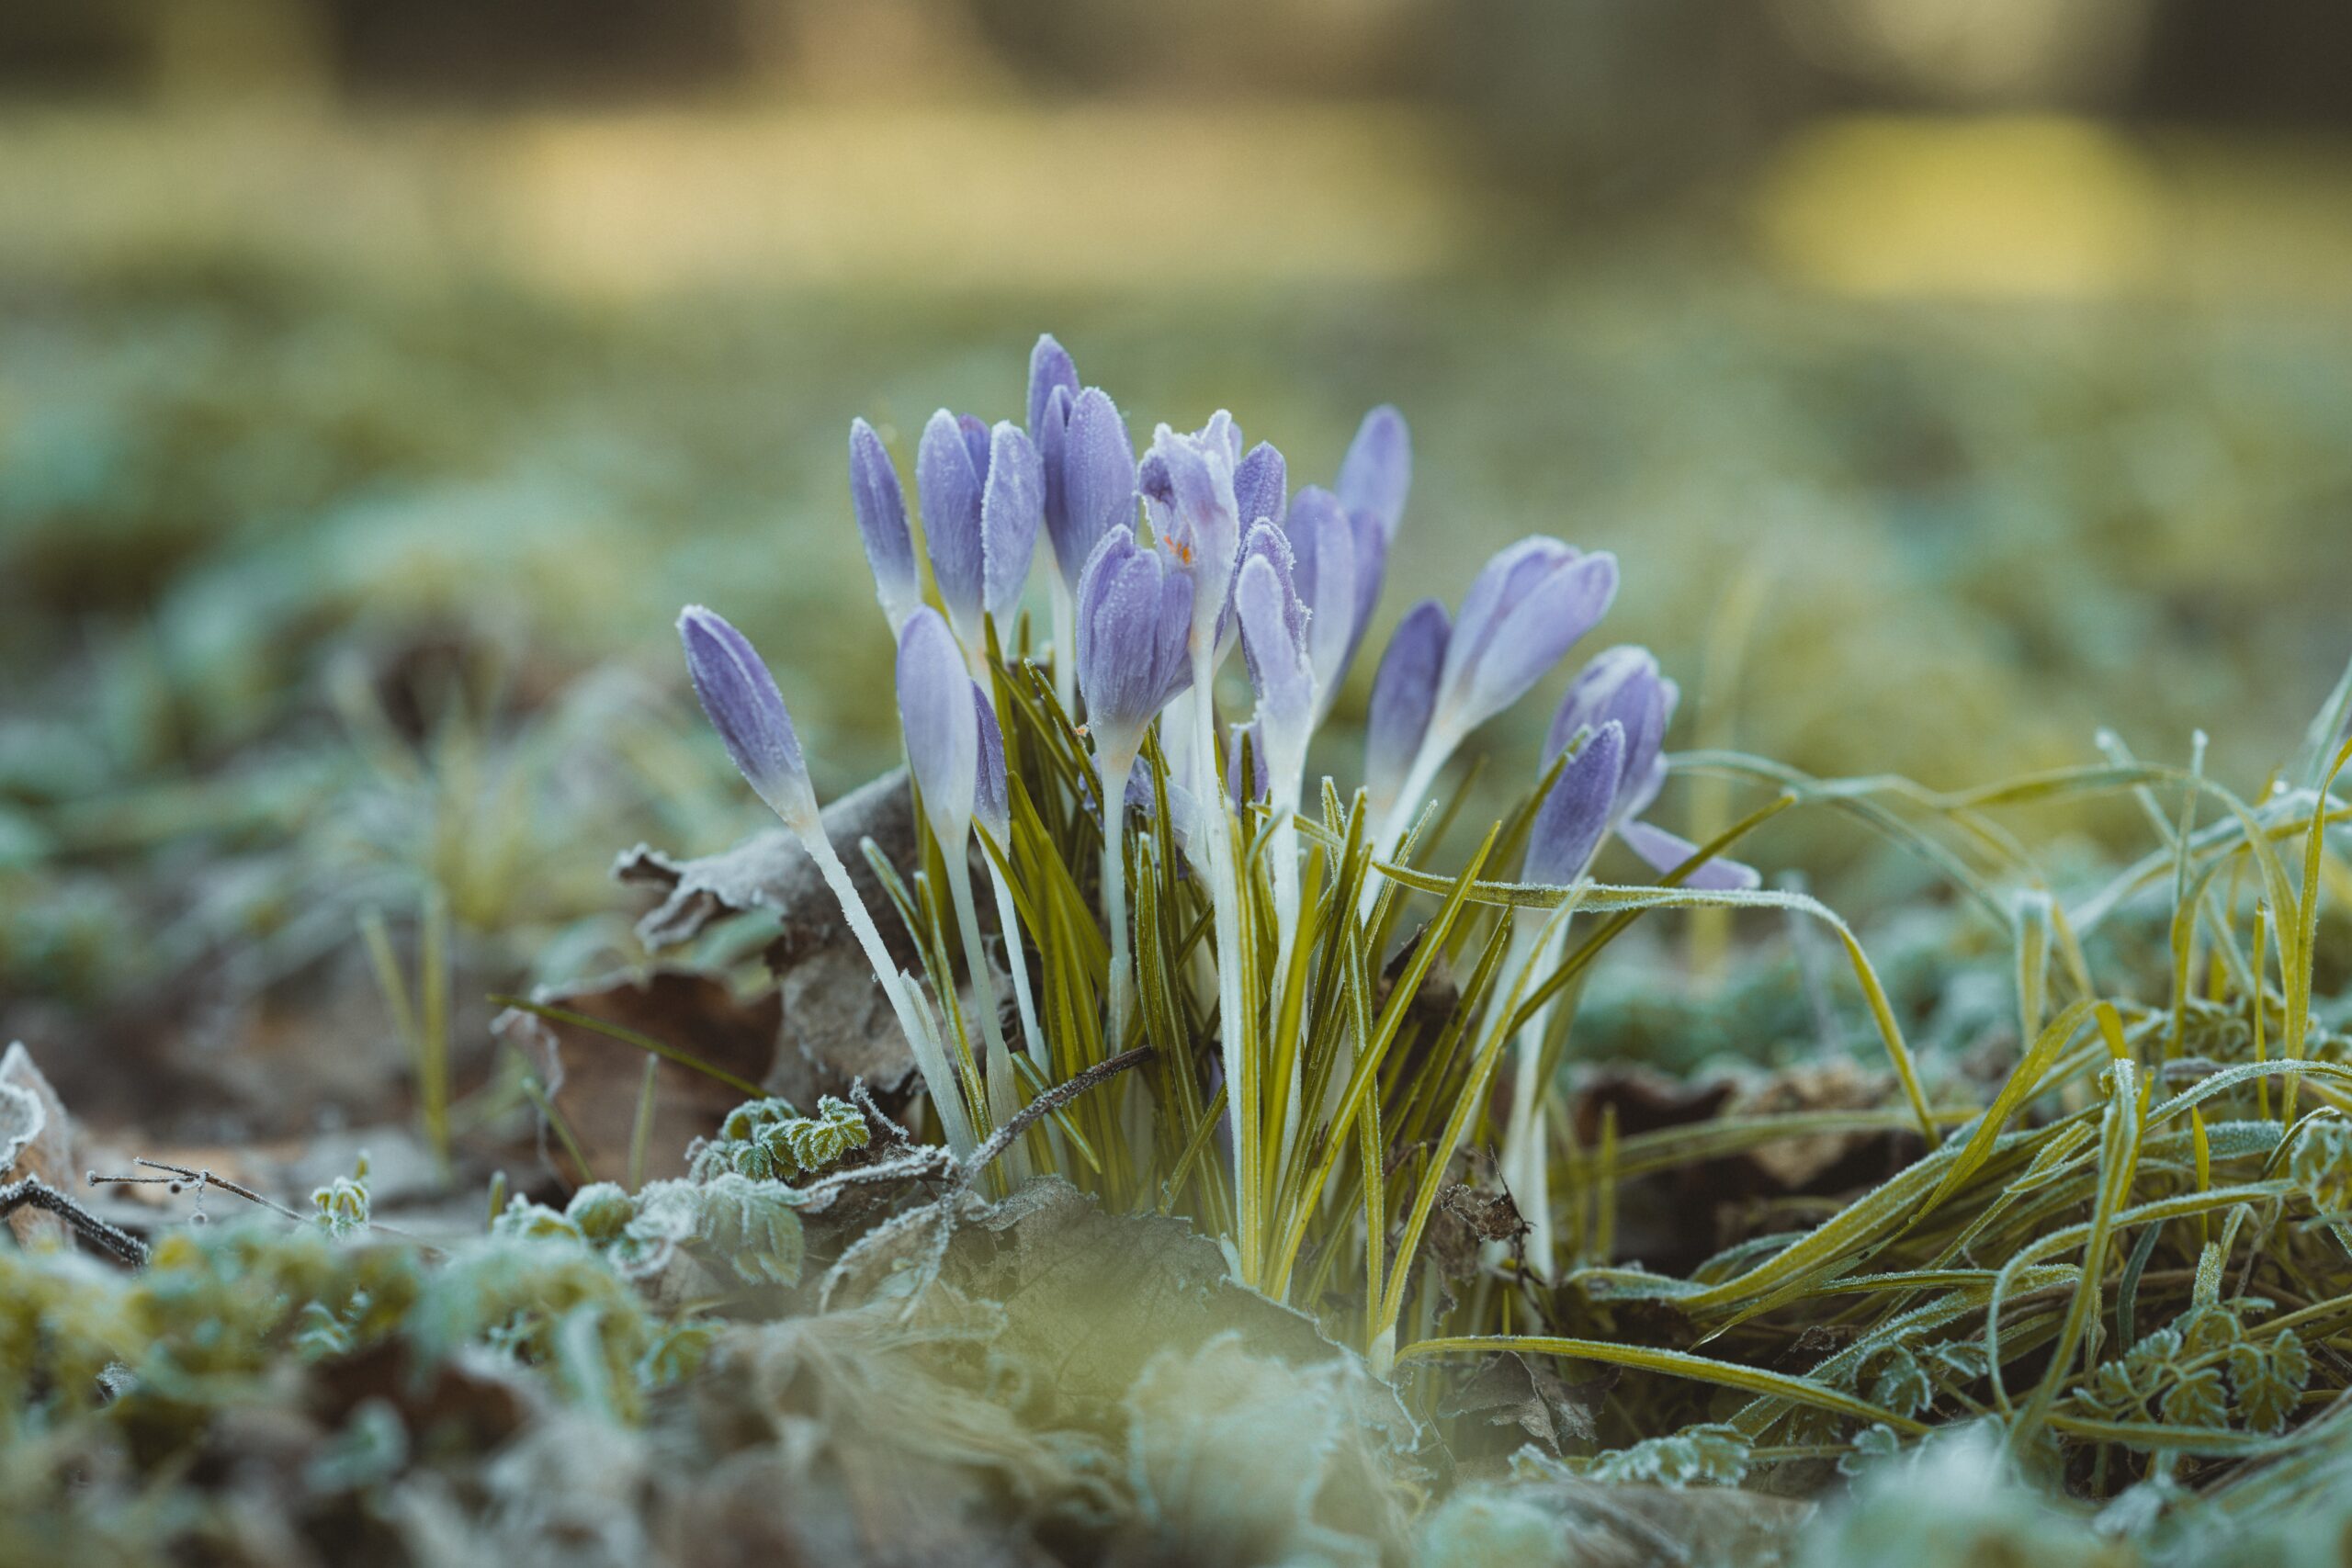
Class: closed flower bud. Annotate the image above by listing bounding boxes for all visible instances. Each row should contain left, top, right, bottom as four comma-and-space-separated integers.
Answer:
677, 605, 819, 832
1436, 537, 1617, 741
897, 607, 979, 841
849, 419, 920, 633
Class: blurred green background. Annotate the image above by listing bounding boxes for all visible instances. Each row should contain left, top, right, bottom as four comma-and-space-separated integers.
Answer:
5, 0, 2350, 1134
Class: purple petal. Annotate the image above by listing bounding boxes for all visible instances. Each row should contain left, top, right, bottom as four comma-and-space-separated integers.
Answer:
918, 409, 986, 630
678, 605, 817, 829
1075, 528, 1195, 747
1620, 818, 1759, 891
973, 682, 1009, 841
980, 421, 1044, 618
849, 419, 918, 628
1524, 721, 1624, 886
1283, 488, 1356, 694
1236, 544, 1314, 740
1363, 598, 1449, 811
957, 413, 992, 484
1036, 384, 1073, 580
1442, 541, 1618, 734
1051, 388, 1136, 592
897, 608, 978, 835
1027, 334, 1080, 439
1546, 646, 1674, 822
1336, 405, 1410, 538
1233, 441, 1288, 530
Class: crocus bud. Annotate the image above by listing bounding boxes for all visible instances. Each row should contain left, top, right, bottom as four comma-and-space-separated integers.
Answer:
973, 682, 1010, 845
897, 607, 978, 840
1523, 720, 1624, 886
1235, 525, 1315, 769
1284, 485, 1389, 717
1137, 412, 1243, 655
1618, 819, 1760, 891
1363, 598, 1450, 816
919, 409, 987, 635
1546, 646, 1675, 823
1027, 334, 1080, 439
1336, 405, 1410, 539
849, 419, 921, 633
1042, 387, 1136, 594
1074, 527, 1195, 765
1435, 537, 1617, 741
979, 421, 1044, 621
678, 605, 819, 833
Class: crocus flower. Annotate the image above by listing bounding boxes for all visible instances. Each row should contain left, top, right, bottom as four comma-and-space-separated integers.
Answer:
849, 419, 921, 634
1363, 599, 1450, 818
1545, 646, 1674, 824
1434, 537, 1618, 742
1234, 524, 1315, 790
1070, 540, 1190, 773
1137, 412, 1243, 657
1336, 405, 1410, 539
896, 608, 978, 841
678, 605, 819, 833
1026, 334, 1079, 438
1283, 485, 1388, 722
1541, 647, 1757, 891
1522, 720, 1625, 886
920, 411, 1044, 649
1038, 386, 1137, 595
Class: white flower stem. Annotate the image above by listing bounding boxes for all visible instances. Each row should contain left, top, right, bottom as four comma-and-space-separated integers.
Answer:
1096, 744, 1138, 1054
1192, 649, 1260, 1280
944, 840, 1025, 1180
987, 855, 1050, 1079
799, 825, 978, 1156
1498, 917, 1571, 1280
1363, 725, 1455, 918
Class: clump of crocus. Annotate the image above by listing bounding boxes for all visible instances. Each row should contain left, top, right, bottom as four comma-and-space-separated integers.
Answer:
676, 336, 1792, 1336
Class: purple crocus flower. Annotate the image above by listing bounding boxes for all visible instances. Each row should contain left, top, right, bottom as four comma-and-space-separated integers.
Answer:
1234, 525, 1315, 787
979, 422, 1044, 621
1336, 405, 1410, 539
1363, 598, 1450, 817
1073, 527, 1195, 769
849, 419, 921, 633
896, 607, 978, 839
1541, 646, 1758, 891
1523, 720, 1625, 886
1284, 484, 1387, 720
1137, 412, 1243, 655
919, 411, 1044, 648
1545, 646, 1675, 822
1433, 537, 1618, 741
1026, 334, 1080, 438
678, 605, 818, 832
1037, 386, 1137, 594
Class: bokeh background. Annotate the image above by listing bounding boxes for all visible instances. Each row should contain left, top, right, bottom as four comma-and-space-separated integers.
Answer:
5, 1, 2351, 1136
